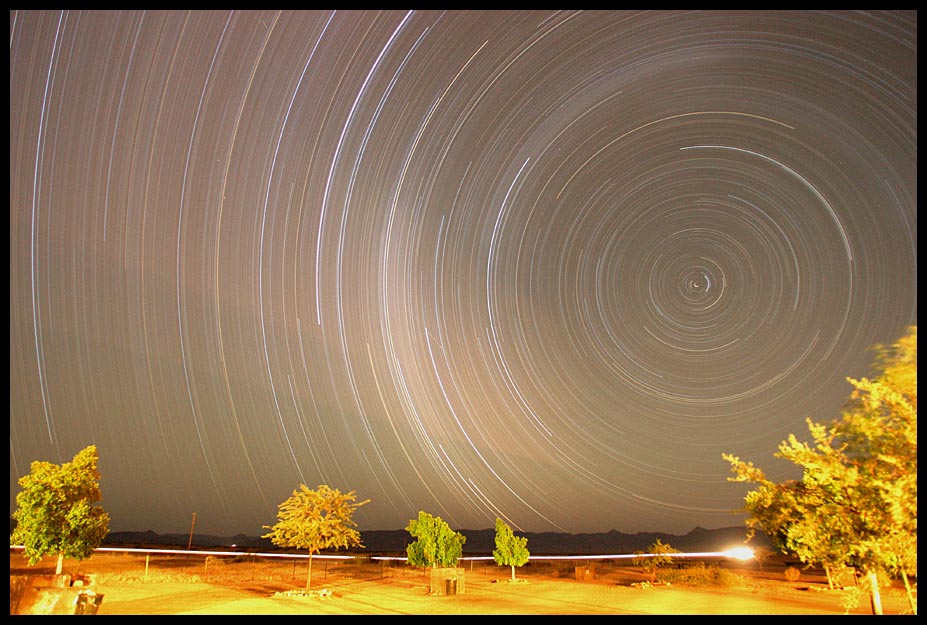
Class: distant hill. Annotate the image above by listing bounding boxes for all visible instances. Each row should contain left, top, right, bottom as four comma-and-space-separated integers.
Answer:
102, 525, 770, 555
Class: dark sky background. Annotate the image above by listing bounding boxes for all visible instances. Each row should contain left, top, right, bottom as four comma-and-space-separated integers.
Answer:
10, 11, 917, 538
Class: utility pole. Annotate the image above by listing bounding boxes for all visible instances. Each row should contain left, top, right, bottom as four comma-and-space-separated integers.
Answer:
187, 512, 197, 550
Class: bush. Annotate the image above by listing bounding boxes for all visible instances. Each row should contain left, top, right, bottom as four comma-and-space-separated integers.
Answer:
229, 554, 260, 564
92, 571, 203, 584
840, 585, 862, 614
658, 563, 747, 589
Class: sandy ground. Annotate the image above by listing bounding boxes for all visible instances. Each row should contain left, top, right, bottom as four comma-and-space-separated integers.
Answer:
11, 550, 915, 616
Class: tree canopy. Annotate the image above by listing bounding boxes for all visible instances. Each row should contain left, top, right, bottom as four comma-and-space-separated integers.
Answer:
11, 445, 110, 574
724, 326, 917, 614
405, 511, 466, 568
262, 484, 368, 590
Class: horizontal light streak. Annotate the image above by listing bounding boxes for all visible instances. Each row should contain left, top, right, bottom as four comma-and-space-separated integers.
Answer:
13, 545, 754, 562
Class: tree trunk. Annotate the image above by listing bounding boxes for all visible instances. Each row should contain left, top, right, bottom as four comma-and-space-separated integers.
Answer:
901, 570, 917, 615
510, 565, 515, 582
305, 555, 314, 592
865, 570, 883, 615
55, 552, 64, 575
824, 565, 835, 590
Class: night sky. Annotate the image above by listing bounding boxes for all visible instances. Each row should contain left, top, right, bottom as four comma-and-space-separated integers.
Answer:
10, 11, 917, 538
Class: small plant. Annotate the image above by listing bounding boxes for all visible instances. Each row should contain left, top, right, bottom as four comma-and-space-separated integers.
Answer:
630, 539, 680, 583
841, 585, 862, 614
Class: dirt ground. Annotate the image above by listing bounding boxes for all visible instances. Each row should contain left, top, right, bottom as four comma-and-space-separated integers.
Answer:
10, 550, 916, 616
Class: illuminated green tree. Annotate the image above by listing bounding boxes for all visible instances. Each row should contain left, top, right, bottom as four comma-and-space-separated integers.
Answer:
262, 484, 369, 591
11, 445, 110, 575
492, 517, 530, 581
631, 538, 679, 583
725, 326, 917, 615
405, 511, 466, 569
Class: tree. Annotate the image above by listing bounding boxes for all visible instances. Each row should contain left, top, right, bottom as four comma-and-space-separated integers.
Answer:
492, 517, 530, 581
262, 484, 369, 591
631, 538, 679, 583
405, 511, 466, 569
725, 326, 917, 615
720, 459, 853, 589
10, 445, 110, 575
750, 545, 775, 573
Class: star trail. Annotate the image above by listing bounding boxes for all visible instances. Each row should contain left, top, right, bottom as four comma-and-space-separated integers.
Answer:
9, 10, 917, 537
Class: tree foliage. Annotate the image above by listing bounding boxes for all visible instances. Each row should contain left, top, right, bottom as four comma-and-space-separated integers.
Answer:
724, 326, 917, 614
405, 511, 466, 569
631, 538, 680, 583
492, 517, 530, 581
10, 445, 110, 574
262, 484, 369, 590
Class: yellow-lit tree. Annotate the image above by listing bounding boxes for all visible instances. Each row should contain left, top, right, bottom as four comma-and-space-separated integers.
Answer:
262, 484, 369, 591
725, 326, 917, 615
492, 517, 530, 581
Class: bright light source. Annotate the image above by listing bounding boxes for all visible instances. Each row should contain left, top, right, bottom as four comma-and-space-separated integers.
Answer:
722, 547, 755, 560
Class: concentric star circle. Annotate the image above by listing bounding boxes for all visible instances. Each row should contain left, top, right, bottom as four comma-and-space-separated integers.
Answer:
9, 10, 916, 536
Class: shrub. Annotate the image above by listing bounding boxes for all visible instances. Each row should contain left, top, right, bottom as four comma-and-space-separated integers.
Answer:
658, 563, 748, 588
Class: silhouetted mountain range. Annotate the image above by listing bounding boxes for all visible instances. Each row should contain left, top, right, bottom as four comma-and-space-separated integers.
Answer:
102, 525, 771, 555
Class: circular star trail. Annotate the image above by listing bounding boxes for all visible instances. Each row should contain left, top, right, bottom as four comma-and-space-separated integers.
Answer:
9, 10, 917, 536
